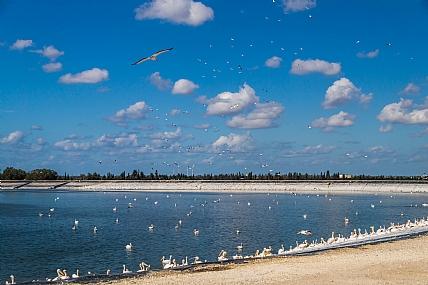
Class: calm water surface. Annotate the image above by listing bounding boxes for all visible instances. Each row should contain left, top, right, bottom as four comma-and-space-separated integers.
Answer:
1, 189, 427, 283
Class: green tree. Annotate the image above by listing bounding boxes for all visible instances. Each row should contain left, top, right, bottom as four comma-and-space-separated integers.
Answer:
1, 167, 27, 180
26, 168, 58, 180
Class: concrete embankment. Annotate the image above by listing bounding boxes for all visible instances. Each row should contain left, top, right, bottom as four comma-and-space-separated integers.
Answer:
1, 180, 427, 193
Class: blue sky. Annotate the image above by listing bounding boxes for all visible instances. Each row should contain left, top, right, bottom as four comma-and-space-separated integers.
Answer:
1, 0, 428, 177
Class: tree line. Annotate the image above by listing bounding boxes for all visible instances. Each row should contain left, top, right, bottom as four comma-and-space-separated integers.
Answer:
0, 166, 424, 181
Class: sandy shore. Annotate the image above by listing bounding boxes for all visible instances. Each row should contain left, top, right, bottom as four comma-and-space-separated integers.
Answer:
76, 234, 428, 285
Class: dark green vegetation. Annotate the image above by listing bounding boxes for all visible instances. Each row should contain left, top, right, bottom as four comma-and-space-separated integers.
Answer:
0, 167, 425, 181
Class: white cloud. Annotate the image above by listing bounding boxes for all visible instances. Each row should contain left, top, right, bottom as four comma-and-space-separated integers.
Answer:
212, 132, 255, 153
54, 139, 91, 151
59, 68, 109, 84
194, 123, 211, 129
322, 78, 372, 109
265, 56, 282, 68
327, 111, 356, 127
399, 83, 420, 95
145, 127, 187, 142
197, 83, 258, 116
113, 134, 138, 147
10, 39, 34, 50
30, 125, 42, 130
149, 72, 172, 90
226, 102, 285, 129
364, 146, 394, 156
377, 97, 428, 125
0, 130, 23, 144
311, 111, 356, 131
170, 109, 181, 116
67, 134, 93, 140
290, 59, 341, 75
282, 0, 316, 13
30, 45, 64, 61
282, 144, 338, 157
172, 79, 199, 95
356, 49, 379, 58
105, 101, 151, 127
409, 128, 428, 137
55, 133, 138, 151
379, 124, 393, 133
42, 62, 63, 73
135, 0, 214, 26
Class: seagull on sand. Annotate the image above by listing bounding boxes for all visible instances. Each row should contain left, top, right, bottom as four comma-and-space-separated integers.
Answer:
132, 47, 174, 65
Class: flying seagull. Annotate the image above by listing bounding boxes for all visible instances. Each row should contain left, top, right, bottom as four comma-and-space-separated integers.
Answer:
132, 47, 174, 65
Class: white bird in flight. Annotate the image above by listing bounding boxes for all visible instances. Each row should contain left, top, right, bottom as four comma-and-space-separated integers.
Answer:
132, 47, 174, 65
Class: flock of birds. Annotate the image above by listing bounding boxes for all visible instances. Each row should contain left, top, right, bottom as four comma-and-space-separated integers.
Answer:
22, 190, 428, 284
25, 215, 426, 284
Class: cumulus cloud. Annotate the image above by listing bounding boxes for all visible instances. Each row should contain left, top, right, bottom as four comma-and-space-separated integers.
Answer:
10, 39, 34, 50
149, 72, 172, 90
282, 0, 316, 13
226, 102, 285, 129
290, 59, 341, 75
54, 139, 91, 151
42, 62, 62, 73
145, 127, 187, 142
356, 49, 379, 59
30, 45, 64, 61
172, 79, 199, 95
377, 97, 428, 125
134, 0, 214, 26
379, 124, 393, 133
111, 134, 138, 148
311, 111, 356, 132
399, 83, 420, 95
105, 101, 151, 127
282, 144, 338, 157
212, 132, 255, 153
265, 56, 282, 68
0, 130, 23, 144
55, 133, 138, 151
59, 68, 109, 84
30, 125, 42, 130
322, 78, 373, 109
197, 83, 258, 116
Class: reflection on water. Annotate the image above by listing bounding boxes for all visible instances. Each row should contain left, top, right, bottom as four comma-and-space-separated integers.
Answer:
0, 189, 427, 283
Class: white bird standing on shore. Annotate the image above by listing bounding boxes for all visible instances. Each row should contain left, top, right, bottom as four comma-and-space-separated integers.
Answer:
122, 264, 132, 273
71, 270, 79, 279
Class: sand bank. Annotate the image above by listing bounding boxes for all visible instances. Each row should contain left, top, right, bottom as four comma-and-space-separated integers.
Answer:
75, 234, 428, 285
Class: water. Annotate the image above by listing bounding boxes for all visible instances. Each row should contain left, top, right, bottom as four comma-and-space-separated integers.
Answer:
1, 189, 427, 283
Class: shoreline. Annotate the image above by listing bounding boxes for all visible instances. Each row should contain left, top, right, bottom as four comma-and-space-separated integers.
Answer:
1, 180, 428, 194
73, 234, 428, 285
